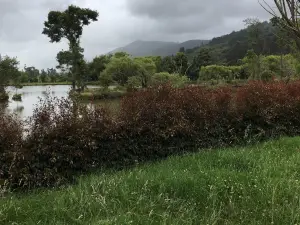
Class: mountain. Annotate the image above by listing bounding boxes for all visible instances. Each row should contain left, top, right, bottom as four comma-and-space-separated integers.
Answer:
186, 22, 291, 65
109, 39, 209, 57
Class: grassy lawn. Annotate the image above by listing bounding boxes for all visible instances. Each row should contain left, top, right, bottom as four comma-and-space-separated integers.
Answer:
1, 137, 300, 224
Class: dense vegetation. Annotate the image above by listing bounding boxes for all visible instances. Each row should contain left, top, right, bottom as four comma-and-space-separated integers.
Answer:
1, 137, 300, 224
1, 81, 300, 190
2, 1, 300, 223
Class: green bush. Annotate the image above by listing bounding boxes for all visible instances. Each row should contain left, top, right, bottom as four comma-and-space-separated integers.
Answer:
126, 76, 142, 90
199, 65, 243, 82
151, 72, 189, 87
261, 70, 273, 81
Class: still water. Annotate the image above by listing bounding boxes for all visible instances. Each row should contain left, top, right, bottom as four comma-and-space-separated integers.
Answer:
0, 85, 119, 120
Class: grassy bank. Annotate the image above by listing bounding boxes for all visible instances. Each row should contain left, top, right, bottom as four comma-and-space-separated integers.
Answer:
20, 82, 72, 86
2, 137, 300, 224
79, 87, 126, 100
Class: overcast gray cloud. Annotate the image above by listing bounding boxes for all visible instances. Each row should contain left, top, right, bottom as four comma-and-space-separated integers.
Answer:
0, 0, 273, 69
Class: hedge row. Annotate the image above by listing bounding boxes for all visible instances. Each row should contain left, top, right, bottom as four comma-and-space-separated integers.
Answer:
2, 81, 300, 190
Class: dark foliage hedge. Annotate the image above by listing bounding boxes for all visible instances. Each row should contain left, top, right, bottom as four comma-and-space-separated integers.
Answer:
2, 81, 300, 190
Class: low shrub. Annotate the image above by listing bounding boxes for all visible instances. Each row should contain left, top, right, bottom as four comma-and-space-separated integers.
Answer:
3, 81, 300, 190
126, 76, 142, 91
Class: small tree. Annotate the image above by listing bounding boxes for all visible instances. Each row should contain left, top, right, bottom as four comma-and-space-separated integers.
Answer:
242, 50, 263, 80
99, 71, 113, 89
188, 48, 213, 80
0, 56, 20, 100
173, 52, 189, 75
134, 57, 156, 88
102, 55, 140, 86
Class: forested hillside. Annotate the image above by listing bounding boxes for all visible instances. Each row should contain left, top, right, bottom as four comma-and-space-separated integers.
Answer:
186, 21, 291, 65
109, 39, 209, 57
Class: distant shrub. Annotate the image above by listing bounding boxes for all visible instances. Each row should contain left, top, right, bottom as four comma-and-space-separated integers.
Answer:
151, 72, 189, 87
199, 65, 243, 82
126, 76, 141, 91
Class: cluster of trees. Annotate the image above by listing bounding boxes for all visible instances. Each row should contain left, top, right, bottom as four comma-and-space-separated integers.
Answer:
0, 56, 69, 84
19, 67, 67, 83
96, 52, 194, 88
198, 51, 299, 83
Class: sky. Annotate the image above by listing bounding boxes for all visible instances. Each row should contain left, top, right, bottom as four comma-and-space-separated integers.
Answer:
0, 0, 273, 69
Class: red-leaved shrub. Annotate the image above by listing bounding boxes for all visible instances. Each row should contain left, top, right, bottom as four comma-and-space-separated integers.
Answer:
7, 95, 114, 189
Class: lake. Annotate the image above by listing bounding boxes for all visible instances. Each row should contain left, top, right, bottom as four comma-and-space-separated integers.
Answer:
0, 85, 120, 120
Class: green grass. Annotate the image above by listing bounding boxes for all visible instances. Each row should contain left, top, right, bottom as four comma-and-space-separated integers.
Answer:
2, 137, 300, 224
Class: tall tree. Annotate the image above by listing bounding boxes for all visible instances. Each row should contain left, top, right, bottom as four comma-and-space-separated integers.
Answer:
161, 56, 177, 74
40, 69, 48, 83
174, 52, 189, 75
244, 18, 265, 54
42, 5, 98, 89
188, 48, 213, 80
24, 66, 39, 83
